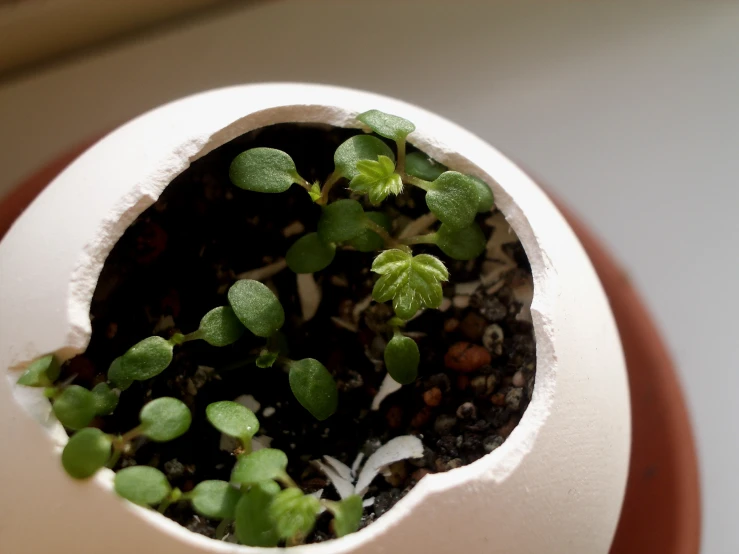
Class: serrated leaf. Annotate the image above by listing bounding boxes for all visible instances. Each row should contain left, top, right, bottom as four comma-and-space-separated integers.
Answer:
139, 397, 191, 442
61, 428, 112, 479
228, 279, 285, 338
334, 135, 395, 180
120, 336, 173, 381
235, 482, 280, 547
53, 385, 96, 430
232, 448, 289, 486
286, 232, 336, 274
91, 382, 119, 416
199, 306, 245, 347
426, 172, 479, 230
317, 199, 366, 243
206, 400, 259, 446
469, 175, 495, 212
229, 148, 302, 193
371, 250, 448, 319
114, 466, 171, 506
288, 358, 338, 421
436, 223, 487, 260
326, 495, 363, 538
308, 182, 322, 202
108, 357, 132, 390
384, 334, 420, 385
190, 480, 241, 520
405, 152, 446, 181
17, 354, 60, 387
349, 211, 391, 252
256, 350, 279, 368
349, 155, 403, 205
357, 109, 415, 141
268, 488, 321, 541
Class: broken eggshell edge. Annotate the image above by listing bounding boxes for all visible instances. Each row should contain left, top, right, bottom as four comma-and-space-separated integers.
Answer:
0, 83, 630, 554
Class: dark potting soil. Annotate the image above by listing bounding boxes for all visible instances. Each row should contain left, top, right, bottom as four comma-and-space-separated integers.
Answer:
61, 123, 537, 544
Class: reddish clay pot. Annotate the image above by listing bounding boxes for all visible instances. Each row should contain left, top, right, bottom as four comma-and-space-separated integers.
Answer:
0, 143, 700, 554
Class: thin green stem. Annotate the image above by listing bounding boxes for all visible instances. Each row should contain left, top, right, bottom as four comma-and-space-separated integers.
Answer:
402, 174, 432, 191
215, 518, 233, 540
277, 471, 299, 489
182, 329, 204, 343
106, 448, 122, 469
319, 171, 341, 205
291, 171, 312, 193
395, 139, 407, 175
114, 425, 144, 451
364, 218, 411, 253
400, 232, 438, 246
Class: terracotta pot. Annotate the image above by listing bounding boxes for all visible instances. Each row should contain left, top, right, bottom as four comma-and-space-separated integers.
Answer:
0, 84, 633, 554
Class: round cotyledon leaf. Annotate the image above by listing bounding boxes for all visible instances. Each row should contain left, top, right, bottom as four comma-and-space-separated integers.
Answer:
268, 488, 321, 541
235, 482, 280, 547
435, 223, 487, 261
53, 385, 96, 430
229, 148, 303, 193
286, 232, 336, 274
139, 397, 191, 442
91, 382, 119, 416
228, 279, 285, 338
357, 109, 415, 141
334, 135, 395, 180
114, 466, 171, 506
288, 358, 338, 421
120, 336, 174, 381
199, 306, 245, 347
384, 333, 420, 385
190, 480, 241, 520
231, 448, 289, 486
317, 199, 366, 244
405, 152, 446, 182
61, 428, 112, 479
326, 495, 364, 538
425, 172, 479, 230
206, 400, 259, 446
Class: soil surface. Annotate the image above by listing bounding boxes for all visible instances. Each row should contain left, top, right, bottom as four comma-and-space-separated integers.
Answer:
62, 123, 537, 544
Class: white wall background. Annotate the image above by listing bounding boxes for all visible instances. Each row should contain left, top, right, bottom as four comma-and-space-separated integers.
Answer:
0, 1, 736, 551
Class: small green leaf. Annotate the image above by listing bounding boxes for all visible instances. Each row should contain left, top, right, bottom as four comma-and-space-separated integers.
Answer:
235, 482, 280, 547
229, 148, 303, 193
17, 354, 60, 387
371, 250, 449, 320
61, 428, 112, 479
114, 466, 171, 506
469, 175, 494, 213
256, 350, 279, 368
206, 401, 259, 446
232, 448, 289, 486
308, 182, 322, 203
334, 135, 395, 180
384, 334, 420, 385
288, 358, 338, 421
426, 172, 479, 230
53, 385, 96, 430
286, 232, 336, 274
349, 155, 403, 205
357, 109, 416, 141
91, 382, 119, 416
108, 357, 132, 391
405, 152, 446, 181
269, 488, 321, 541
228, 279, 285, 338
190, 480, 241, 520
349, 211, 391, 252
139, 397, 191, 442
199, 306, 245, 347
436, 223, 487, 260
326, 495, 363, 538
317, 199, 366, 243
120, 336, 173, 381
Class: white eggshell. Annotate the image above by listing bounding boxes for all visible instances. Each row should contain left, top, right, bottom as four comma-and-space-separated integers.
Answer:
0, 84, 630, 554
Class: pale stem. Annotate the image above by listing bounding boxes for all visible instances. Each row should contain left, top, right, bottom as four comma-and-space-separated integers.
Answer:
401, 232, 438, 246
395, 139, 407, 175
364, 218, 411, 253
402, 174, 432, 191
319, 171, 342, 205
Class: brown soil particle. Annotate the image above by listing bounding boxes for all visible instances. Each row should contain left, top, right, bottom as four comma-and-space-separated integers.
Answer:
69, 123, 537, 544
